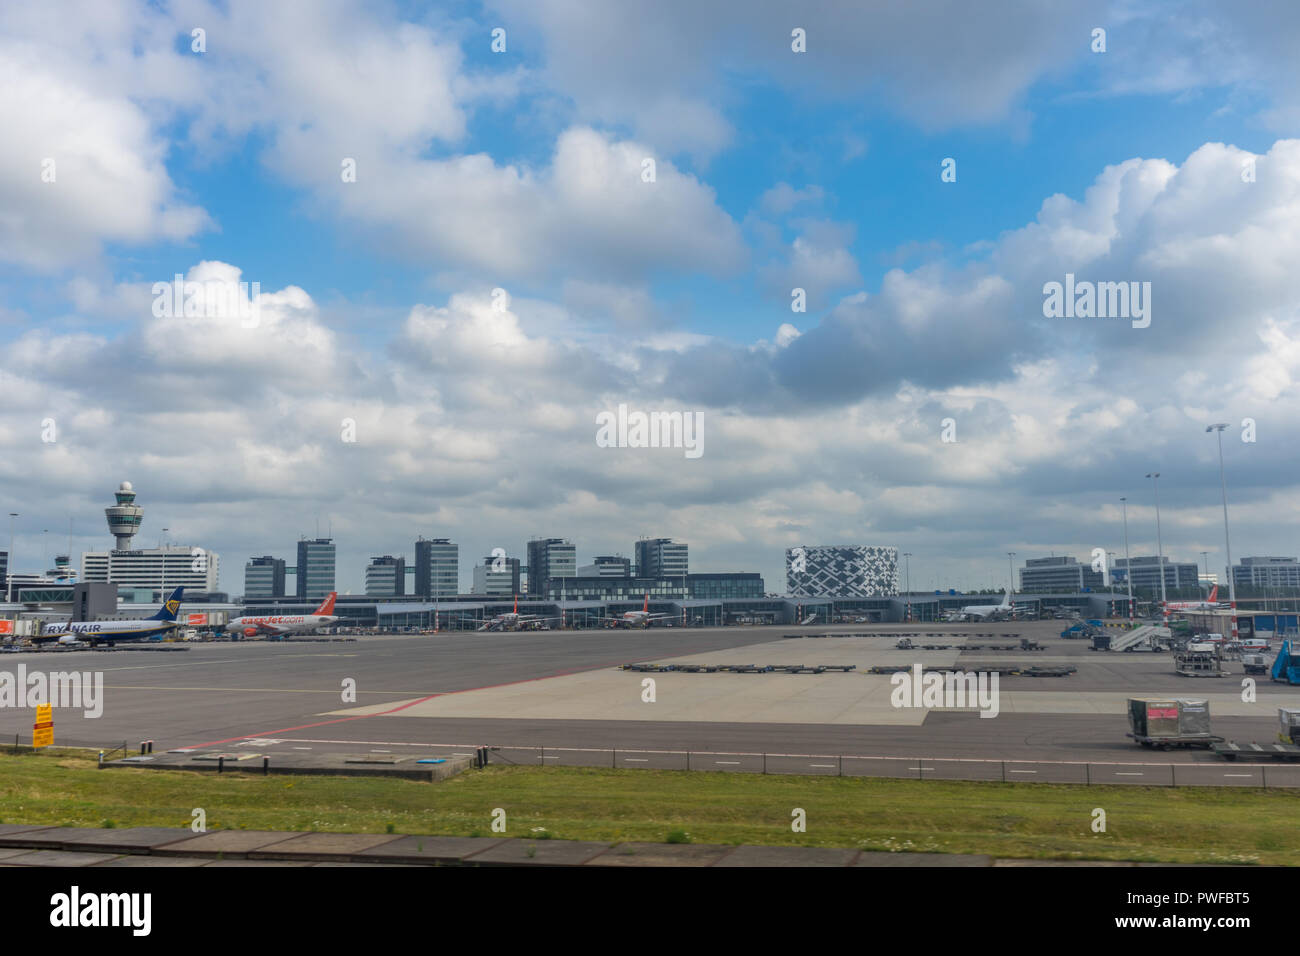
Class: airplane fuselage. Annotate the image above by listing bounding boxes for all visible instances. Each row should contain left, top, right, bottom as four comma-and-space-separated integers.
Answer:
41, 620, 177, 644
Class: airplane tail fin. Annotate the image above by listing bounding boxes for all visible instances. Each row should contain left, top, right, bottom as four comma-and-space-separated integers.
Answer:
151, 586, 184, 621
312, 591, 337, 616
644, 594, 649, 613
1207, 585, 1218, 603
1001, 588, 1012, 608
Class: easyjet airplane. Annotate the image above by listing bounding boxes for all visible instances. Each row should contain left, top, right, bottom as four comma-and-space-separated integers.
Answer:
606, 594, 676, 629
225, 592, 339, 639
1165, 585, 1227, 612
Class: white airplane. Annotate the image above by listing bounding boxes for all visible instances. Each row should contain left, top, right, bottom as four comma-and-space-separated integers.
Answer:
1164, 585, 1228, 613
34, 587, 185, 647
607, 594, 676, 629
958, 588, 1014, 621
478, 596, 561, 632
225, 592, 339, 639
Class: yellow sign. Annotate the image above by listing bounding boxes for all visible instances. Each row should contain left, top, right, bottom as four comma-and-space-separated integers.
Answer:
33, 703, 53, 748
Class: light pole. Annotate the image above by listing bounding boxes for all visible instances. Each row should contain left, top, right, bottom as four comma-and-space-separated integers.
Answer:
1146, 474, 1167, 623
160, 527, 169, 604
902, 552, 912, 622
1207, 424, 1238, 643
6, 513, 17, 602
1120, 497, 1133, 624
1200, 551, 1209, 597
1007, 552, 1016, 619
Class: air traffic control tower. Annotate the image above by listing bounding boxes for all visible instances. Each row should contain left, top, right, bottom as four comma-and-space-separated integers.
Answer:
105, 481, 143, 550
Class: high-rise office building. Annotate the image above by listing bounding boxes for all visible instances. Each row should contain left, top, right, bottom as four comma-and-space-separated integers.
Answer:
634, 539, 688, 579
296, 538, 336, 600
1231, 556, 1300, 591
82, 546, 221, 593
244, 556, 286, 599
1019, 556, 1105, 592
472, 554, 521, 596
1111, 556, 1198, 592
526, 538, 575, 596
365, 555, 406, 597
578, 556, 632, 577
414, 537, 458, 597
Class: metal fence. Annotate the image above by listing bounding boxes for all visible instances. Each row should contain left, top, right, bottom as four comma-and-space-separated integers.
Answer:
483, 745, 1300, 789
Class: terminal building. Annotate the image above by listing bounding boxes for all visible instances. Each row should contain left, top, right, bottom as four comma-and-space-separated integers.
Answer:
786, 545, 898, 597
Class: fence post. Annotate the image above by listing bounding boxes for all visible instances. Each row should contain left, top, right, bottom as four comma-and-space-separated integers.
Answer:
1086, 763, 1091, 785
1001, 761, 1006, 783
1262, 765, 1267, 790
687, 751, 691, 772
612, 748, 616, 769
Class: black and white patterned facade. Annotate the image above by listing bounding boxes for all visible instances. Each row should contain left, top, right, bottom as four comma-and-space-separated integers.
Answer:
786, 545, 898, 597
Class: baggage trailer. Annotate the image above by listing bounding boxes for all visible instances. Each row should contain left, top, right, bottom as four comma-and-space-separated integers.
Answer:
1214, 740, 1300, 761
1129, 733, 1222, 751
1216, 709, 1300, 759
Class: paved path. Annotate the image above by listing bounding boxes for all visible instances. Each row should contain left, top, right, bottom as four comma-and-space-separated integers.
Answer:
0, 825, 1186, 867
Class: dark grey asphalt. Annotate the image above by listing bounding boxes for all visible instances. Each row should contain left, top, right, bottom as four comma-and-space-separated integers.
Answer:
0, 622, 1287, 766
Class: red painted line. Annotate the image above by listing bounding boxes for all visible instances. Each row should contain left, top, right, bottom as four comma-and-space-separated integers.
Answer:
180, 656, 636, 750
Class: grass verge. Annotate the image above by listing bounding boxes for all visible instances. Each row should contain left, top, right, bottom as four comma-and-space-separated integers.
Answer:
0, 748, 1294, 864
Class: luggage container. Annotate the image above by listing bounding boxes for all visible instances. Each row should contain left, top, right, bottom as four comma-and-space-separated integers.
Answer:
1126, 697, 1221, 749
1279, 708, 1300, 744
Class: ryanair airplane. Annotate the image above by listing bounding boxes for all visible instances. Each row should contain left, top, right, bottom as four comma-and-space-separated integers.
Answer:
34, 586, 185, 647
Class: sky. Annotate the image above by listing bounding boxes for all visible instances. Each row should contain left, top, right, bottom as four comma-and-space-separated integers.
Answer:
2, 0, 1299, 595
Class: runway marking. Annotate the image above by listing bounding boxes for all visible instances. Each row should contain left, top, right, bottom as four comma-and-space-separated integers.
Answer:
180, 695, 442, 749
1009, 770, 1037, 774
1115, 772, 1144, 776
85, 653, 355, 674
176, 656, 642, 750
105, 686, 444, 695
715, 761, 741, 765
624, 758, 648, 762
1223, 774, 1255, 778
810, 763, 836, 768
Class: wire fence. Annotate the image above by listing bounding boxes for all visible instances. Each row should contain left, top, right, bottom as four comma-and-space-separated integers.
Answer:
482, 745, 1300, 789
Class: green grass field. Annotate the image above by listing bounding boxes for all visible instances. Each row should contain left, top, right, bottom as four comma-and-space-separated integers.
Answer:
1, 748, 1296, 864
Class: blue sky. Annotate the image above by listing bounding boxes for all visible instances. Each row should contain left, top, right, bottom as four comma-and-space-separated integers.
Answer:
2, 0, 1299, 593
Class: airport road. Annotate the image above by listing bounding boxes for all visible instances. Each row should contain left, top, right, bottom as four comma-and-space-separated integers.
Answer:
0, 621, 1293, 767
